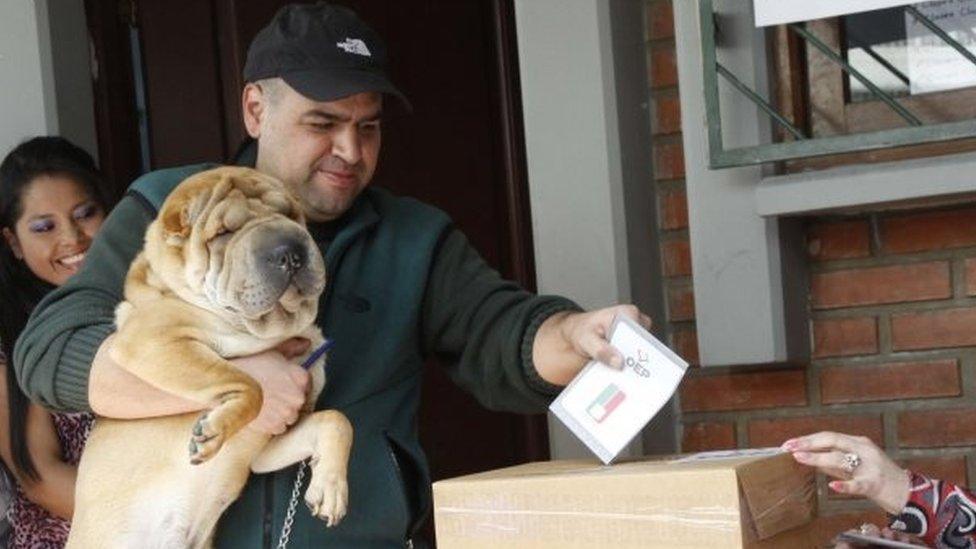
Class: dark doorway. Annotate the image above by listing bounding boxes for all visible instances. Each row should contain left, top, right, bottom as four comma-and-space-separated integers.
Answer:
86, 0, 548, 539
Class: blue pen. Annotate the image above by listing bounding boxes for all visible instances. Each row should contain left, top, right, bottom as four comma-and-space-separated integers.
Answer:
301, 338, 335, 370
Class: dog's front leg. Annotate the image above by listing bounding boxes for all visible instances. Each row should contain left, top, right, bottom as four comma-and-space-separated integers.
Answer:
112, 320, 262, 465
251, 410, 352, 527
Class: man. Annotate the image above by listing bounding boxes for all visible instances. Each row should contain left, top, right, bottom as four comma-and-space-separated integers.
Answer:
15, 3, 650, 547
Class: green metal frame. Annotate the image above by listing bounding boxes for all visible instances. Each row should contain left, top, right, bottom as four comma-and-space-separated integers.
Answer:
701, 0, 976, 169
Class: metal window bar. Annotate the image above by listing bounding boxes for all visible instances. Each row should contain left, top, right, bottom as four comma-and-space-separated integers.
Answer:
715, 63, 805, 140
789, 23, 922, 126
847, 35, 910, 87
700, 0, 976, 169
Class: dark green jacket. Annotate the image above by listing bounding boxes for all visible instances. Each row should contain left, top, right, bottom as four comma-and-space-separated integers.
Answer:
15, 163, 579, 547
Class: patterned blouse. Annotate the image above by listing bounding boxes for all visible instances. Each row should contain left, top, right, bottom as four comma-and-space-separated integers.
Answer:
6, 412, 92, 549
890, 470, 976, 548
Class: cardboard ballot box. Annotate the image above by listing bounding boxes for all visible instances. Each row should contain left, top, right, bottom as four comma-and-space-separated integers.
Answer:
433, 450, 816, 549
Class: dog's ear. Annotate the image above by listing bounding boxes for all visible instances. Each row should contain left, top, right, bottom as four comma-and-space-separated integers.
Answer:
161, 189, 211, 245
242, 169, 304, 224
261, 189, 305, 224
161, 201, 190, 243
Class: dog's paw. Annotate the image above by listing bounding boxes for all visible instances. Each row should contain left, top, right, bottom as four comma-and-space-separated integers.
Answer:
189, 411, 226, 465
304, 464, 348, 527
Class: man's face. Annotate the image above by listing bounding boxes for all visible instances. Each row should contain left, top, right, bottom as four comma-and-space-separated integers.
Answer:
245, 82, 382, 222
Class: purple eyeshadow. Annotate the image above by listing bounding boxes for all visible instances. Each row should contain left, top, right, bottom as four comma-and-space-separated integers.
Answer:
28, 219, 54, 233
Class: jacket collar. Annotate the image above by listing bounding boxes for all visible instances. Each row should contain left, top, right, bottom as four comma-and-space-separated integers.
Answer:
326, 189, 379, 264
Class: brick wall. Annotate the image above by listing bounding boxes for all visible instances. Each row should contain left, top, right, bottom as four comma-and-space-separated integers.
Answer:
646, 0, 698, 369
646, 0, 976, 542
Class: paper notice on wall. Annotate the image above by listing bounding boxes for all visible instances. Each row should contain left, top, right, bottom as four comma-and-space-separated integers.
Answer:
549, 316, 688, 464
906, 0, 976, 95
754, 0, 914, 27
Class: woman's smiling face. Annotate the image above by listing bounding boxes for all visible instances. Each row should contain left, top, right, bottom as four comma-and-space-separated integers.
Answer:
2, 174, 105, 286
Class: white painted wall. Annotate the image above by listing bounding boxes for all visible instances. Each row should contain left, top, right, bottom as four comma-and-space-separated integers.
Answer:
45, 0, 98, 157
515, 0, 671, 460
674, 0, 803, 366
0, 2, 55, 156
0, 0, 97, 159
516, 0, 632, 461
516, 0, 631, 313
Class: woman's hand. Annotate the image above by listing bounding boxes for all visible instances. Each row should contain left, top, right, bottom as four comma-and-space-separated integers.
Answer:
782, 431, 911, 514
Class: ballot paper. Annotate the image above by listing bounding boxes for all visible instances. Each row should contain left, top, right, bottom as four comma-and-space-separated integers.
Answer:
549, 315, 688, 464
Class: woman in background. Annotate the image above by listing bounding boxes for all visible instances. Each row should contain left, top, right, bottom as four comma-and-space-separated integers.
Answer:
0, 137, 107, 548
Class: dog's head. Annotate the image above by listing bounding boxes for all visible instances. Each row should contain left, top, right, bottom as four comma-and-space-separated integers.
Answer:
144, 166, 325, 338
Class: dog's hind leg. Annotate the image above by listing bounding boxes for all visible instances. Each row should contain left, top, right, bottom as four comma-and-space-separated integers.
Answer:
251, 410, 353, 527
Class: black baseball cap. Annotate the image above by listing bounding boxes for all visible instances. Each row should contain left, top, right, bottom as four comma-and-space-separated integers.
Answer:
243, 2, 410, 110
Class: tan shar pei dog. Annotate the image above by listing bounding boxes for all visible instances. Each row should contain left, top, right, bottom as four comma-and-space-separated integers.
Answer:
67, 166, 352, 548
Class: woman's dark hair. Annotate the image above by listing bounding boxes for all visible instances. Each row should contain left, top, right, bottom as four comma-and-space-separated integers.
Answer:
0, 136, 106, 481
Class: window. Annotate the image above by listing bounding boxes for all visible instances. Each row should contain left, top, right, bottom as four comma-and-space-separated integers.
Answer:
769, 1, 976, 171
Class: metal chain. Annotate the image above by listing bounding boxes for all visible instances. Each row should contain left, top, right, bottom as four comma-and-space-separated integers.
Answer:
276, 459, 308, 549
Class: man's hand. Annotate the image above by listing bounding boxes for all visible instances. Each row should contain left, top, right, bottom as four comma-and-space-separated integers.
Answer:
532, 304, 652, 386
235, 338, 311, 435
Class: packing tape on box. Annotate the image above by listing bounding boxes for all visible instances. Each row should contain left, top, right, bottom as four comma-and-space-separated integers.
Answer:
750, 479, 817, 522
437, 504, 740, 530
436, 481, 816, 539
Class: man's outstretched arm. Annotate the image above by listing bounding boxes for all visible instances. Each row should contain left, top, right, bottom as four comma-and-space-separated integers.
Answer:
422, 228, 652, 413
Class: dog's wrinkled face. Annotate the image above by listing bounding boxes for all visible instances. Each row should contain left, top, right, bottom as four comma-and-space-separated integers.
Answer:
145, 167, 325, 338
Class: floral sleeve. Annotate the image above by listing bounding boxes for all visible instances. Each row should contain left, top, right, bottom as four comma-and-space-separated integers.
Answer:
889, 470, 976, 548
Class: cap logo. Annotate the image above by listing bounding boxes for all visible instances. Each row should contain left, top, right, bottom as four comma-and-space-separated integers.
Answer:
336, 38, 372, 57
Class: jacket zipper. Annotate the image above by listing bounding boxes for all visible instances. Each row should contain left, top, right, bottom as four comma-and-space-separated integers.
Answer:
263, 231, 339, 548
260, 204, 374, 546
388, 443, 417, 547
262, 475, 274, 548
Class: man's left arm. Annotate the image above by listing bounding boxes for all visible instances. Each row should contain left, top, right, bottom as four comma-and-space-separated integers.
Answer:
421, 227, 650, 412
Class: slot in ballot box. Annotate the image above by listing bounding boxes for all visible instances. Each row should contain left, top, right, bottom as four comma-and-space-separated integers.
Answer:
433, 449, 817, 548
